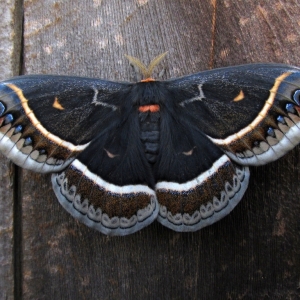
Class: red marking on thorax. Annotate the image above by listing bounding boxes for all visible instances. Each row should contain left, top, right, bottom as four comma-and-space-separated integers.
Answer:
141, 78, 156, 82
138, 105, 160, 113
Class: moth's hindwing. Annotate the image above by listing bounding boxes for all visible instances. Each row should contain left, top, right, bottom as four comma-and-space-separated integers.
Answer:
51, 115, 160, 235
151, 108, 250, 231
156, 156, 250, 231
51, 161, 158, 236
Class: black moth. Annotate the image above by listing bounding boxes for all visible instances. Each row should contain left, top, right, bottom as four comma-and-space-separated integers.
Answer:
0, 53, 299, 235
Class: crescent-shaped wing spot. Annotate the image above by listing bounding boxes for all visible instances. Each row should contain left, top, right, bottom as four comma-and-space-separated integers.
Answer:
53, 97, 64, 110
233, 90, 244, 102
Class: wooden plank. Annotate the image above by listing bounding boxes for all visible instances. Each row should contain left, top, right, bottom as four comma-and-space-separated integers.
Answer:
0, 0, 22, 299
12, 0, 300, 298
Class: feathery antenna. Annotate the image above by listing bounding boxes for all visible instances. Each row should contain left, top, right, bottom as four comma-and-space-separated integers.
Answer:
125, 52, 168, 80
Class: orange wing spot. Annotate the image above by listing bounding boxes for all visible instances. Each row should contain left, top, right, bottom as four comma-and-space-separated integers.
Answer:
233, 90, 245, 102
53, 97, 64, 110
138, 105, 160, 112
141, 78, 156, 82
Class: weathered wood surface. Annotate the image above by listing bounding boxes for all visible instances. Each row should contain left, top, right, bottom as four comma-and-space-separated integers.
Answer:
0, 0, 22, 299
1, 0, 300, 299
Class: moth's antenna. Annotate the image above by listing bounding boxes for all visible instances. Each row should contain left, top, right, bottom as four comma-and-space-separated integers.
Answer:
125, 55, 148, 78
125, 52, 168, 80
147, 52, 168, 77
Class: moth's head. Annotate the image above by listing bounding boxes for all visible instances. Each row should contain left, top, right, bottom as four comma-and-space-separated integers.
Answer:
125, 52, 167, 82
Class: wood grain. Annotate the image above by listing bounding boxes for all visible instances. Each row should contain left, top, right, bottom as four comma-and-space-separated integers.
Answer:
0, 0, 22, 299
1, 0, 300, 299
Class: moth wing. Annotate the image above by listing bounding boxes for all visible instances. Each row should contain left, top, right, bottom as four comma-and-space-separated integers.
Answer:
154, 63, 300, 231
51, 109, 159, 236
0, 75, 132, 172
166, 64, 300, 166
154, 111, 250, 232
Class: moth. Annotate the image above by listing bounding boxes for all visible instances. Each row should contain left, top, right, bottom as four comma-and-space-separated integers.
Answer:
0, 53, 299, 236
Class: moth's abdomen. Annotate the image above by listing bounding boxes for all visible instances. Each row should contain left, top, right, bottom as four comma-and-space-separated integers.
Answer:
138, 105, 160, 164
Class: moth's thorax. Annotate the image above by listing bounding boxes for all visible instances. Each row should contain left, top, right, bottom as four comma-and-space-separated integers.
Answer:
134, 81, 164, 106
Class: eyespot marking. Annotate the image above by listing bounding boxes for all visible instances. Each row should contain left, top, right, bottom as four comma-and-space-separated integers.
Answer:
0, 102, 6, 116
293, 90, 300, 105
